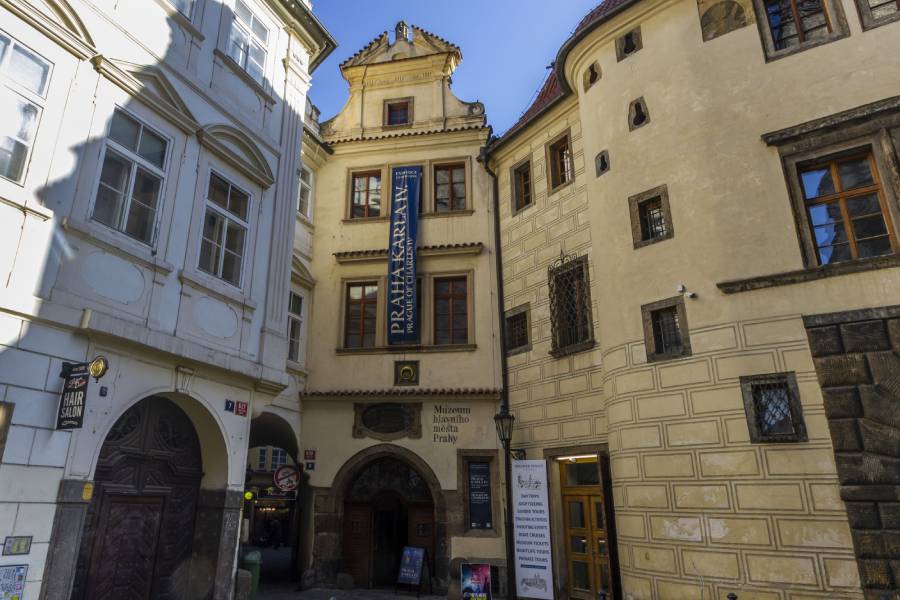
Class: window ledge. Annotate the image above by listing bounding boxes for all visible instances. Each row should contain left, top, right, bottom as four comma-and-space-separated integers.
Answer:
178, 269, 257, 311
633, 234, 673, 250
213, 49, 276, 106
336, 344, 478, 355
342, 216, 390, 224
287, 360, 308, 375
507, 344, 532, 357
511, 203, 535, 218
421, 209, 475, 219
548, 180, 574, 197
550, 339, 595, 358
150, 0, 205, 41
717, 254, 900, 294
646, 349, 692, 363
296, 212, 314, 230
62, 217, 174, 275
762, 31, 849, 63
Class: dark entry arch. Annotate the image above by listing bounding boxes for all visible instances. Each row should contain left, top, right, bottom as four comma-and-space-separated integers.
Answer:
71, 397, 203, 600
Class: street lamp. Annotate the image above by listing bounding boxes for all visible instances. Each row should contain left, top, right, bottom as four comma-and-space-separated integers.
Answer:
494, 406, 517, 600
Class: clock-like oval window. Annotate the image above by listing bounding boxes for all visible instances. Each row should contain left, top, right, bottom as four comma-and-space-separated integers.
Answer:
361, 403, 414, 435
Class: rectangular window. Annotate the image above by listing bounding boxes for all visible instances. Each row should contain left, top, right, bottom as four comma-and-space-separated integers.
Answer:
227, 0, 268, 84
0, 31, 51, 184
350, 171, 381, 218
629, 185, 673, 248
741, 372, 807, 442
271, 447, 288, 469
798, 152, 896, 265
434, 276, 468, 345
548, 255, 594, 356
91, 110, 169, 244
199, 172, 250, 286
344, 282, 378, 348
855, 0, 900, 28
287, 291, 303, 362
385, 99, 412, 126
512, 160, 532, 213
256, 447, 267, 470
547, 133, 574, 191
298, 165, 313, 218
434, 164, 466, 212
505, 305, 531, 355
753, 0, 847, 58
641, 297, 692, 362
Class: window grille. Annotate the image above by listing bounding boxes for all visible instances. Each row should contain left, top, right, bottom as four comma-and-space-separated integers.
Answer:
506, 309, 529, 354
641, 296, 691, 361
740, 372, 807, 442
548, 253, 594, 356
651, 306, 682, 354
764, 0, 831, 50
639, 197, 667, 240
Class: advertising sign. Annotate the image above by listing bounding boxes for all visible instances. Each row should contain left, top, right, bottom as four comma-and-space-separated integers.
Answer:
467, 461, 492, 529
56, 362, 89, 430
0, 564, 26, 600
512, 460, 554, 599
460, 563, 492, 599
386, 166, 422, 344
397, 545, 426, 586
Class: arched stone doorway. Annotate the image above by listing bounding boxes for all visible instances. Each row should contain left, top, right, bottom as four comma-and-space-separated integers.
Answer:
343, 457, 435, 588
70, 397, 203, 600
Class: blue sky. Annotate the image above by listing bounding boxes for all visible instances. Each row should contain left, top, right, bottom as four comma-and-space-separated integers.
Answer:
308, 0, 599, 135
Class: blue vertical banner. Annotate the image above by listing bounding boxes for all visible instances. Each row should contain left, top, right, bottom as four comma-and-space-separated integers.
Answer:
387, 166, 422, 344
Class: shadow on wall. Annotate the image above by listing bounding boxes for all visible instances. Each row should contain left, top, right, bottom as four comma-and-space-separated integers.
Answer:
0, 2, 303, 599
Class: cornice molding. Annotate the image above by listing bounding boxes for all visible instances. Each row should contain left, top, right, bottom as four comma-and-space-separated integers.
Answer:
197, 124, 275, 188
0, 0, 95, 59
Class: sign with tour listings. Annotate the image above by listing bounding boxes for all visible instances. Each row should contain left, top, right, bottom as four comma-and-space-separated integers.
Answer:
386, 166, 422, 345
512, 460, 554, 599
0, 564, 27, 600
56, 362, 89, 430
460, 563, 492, 599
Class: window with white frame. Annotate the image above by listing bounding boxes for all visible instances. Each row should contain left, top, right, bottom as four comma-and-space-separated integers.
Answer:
271, 447, 288, 470
91, 110, 169, 244
199, 172, 250, 286
298, 165, 313, 218
169, 0, 195, 19
228, 0, 268, 84
0, 31, 51, 184
256, 447, 267, 470
287, 291, 304, 363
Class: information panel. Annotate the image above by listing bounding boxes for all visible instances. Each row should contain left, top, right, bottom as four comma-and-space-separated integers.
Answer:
468, 461, 492, 529
512, 460, 554, 599
397, 545, 426, 586
0, 564, 27, 600
386, 166, 422, 345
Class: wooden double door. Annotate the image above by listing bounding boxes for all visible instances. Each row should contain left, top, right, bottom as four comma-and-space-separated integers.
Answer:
71, 397, 203, 600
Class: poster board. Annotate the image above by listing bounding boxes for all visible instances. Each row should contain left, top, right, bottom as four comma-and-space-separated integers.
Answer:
467, 461, 492, 529
0, 564, 27, 600
460, 563, 492, 599
512, 460, 554, 599
397, 545, 426, 586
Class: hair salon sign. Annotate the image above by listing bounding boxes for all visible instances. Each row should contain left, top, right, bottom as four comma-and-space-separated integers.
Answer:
387, 166, 422, 344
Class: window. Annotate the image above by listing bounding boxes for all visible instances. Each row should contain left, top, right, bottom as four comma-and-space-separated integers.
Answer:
199, 172, 250, 286
271, 447, 288, 469
298, 165, 313, 218
505, 305, 531, 355
547, 132, 574, 192
256, 447, 267, 470
350, 171, 382, 218
228, 0, 268, 84
855, 0, 900, 28
434, 164, 466, 212
512, 160, 533, 214
615, 27, 643, 61
629, 185, 673, 248
287, 291, 304, 362
345, 282, 378, 348
753, 0, 847, 58
798, 153, 896, 265
582, 62, 601, 92
641, 297, 692, 361
91, 110, 169, 244
0, 31, 51, 184
741, 372, 807, 442
169, 0, 195, 18
385, 99, 412, 126
595, 150, 610, 177
628, 97, 650, 131
548, 254, 594, 356
434, 276, 468, 345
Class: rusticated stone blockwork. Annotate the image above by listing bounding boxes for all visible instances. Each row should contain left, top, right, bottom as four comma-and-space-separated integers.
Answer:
804, 305, 900, 600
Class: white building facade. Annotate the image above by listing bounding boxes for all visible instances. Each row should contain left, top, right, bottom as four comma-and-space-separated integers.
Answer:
0, 0, 333, 598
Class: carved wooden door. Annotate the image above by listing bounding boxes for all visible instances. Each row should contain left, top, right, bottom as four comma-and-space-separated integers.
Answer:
407, 504, 435, 570
72, 397, 203, 600
343, 504, 373, 588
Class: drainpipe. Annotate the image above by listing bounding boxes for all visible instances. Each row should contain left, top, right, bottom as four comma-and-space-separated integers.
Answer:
478, 140, 517, 600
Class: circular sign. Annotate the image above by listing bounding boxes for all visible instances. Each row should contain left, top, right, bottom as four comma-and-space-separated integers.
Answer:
273, 465, 300, 492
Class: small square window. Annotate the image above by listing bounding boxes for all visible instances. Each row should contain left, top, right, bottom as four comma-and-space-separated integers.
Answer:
505, 305, 531, 355
854, 0, 900, 29
641, 297, 691, 362
385, 99, 412, 127
629, 185, 673, 248
546, 132, 574, 193
511, 159, 533, 214
595, 150, 610, 177
615, 27, 643, 61
741, 372, 807, 442
752, 0, 848, 60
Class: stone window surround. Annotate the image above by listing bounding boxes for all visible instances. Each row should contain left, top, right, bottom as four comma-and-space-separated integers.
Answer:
718, 96, 900, 293
615, 26, 643, 61
505, 303, 532, 356
352, 402, 422, 441
640, 295, 693, 362
740, 371, 808, 442
336, 269, 476, 351
854, 0, 900, 29
456, 449, 501, 538
383, 96, 414, 128
628, 184, 673, 249
548, 254, 596, 358
544, 128, 574, 196
343, 157, 475, 221
509, 156, 534, 216
595, 149, 610, 177
627, 96, 650, 132
749, 0, 849, 62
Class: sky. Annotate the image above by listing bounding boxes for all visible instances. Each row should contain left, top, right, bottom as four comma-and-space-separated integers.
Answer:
308, 0, 600, 135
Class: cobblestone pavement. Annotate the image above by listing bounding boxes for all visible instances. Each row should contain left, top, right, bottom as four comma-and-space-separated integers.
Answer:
257, 583, 444, 600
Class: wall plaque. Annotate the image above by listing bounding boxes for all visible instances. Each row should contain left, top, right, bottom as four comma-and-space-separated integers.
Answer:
394, 360, 419, 386
353, 402, 422, 441
467, 462, 492, 530
1, 537, 31, 556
